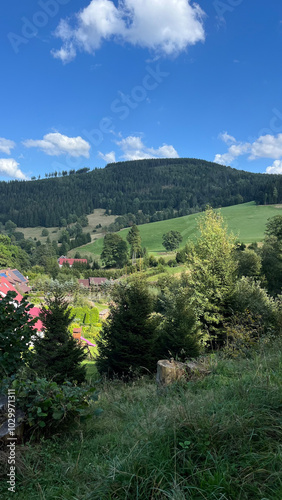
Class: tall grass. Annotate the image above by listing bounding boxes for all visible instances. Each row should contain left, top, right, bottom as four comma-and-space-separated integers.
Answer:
1, 340, 281, 499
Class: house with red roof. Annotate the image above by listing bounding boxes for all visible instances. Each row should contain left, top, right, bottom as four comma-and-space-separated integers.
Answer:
0, 268, 30, 294
78, 277, 109, 289
0, 276, 23, 302
0, 276, 43, 332
58, 257, 88, 268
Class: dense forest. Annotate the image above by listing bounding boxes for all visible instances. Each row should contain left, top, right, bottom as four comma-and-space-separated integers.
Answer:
0, 158, 281, 227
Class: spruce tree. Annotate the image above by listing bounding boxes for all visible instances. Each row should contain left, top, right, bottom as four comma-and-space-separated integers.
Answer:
156, 278, 201, 361
32, 289, 87, 384
96, 277, 157, 378
126, 225, 142, 262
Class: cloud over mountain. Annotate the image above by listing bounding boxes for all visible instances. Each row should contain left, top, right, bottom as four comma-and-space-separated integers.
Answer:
23, 132, 91, 158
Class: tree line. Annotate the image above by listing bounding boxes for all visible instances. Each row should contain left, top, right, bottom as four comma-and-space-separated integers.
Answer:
0, 158, 281, 227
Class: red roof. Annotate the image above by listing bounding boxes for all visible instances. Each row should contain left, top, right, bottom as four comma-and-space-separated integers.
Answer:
29, 306, 43, 332
0, 269, 30, 294
78, 279, 90, 288
58, 258, 88, 266
89, 277, 107, 285
0, 277, 23, 302
0, 278, 43, 331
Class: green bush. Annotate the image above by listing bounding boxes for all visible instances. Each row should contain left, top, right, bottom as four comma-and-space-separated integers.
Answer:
7, 376, 98, 440
0, 292, 36, 377
223, 310, 265, 358
228, 277, 276, 327
73, 306, 99, 325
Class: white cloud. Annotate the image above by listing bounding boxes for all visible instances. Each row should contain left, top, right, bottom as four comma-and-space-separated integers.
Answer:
0, 159, 28, 180
218, 132, 236, 145
98, 150, 116, 163
23, 132, 90, 158
52, 0, 205, 62
265, 160, 282, 174
215, 143, 251, 166
250, 134, 282, 160
215, 131, 282, 173
51, 43, 77, 64
116, 135, 179, 161
0, 138, 16, 155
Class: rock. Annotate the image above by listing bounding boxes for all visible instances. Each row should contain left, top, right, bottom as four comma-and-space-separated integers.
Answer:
156, 359, 210, 387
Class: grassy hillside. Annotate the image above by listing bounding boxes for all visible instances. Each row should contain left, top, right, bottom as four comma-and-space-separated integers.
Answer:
5, 340, 282, 499
17, 209, 117, 244
76, 202, 282, 259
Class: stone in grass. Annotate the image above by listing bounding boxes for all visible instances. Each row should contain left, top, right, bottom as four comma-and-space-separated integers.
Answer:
156, 359, 210, 387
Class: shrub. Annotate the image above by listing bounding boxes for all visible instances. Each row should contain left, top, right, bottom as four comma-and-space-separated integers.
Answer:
5, 376, 97, 440
228, 277, 276, 328
223, 310, 265, 358
236, 249, 262, 278
0, 292, 36, 377
167, 259, 177, 267
148, 255, 158, 267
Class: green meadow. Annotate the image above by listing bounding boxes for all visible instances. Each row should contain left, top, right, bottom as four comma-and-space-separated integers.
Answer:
79, 202, 282, 258
4, 339, 282, 500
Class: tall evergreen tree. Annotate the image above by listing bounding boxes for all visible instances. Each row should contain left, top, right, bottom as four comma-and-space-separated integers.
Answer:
32, 289, 87, 383
126, 224, 142, 262
156, 277, 201, 361
96, 278, 157, 377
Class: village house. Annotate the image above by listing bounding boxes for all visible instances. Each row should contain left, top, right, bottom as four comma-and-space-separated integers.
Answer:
0, 268, 30, 295
78, 277, 109, 289
0, 269, 43, 332
58, 256, 88, 268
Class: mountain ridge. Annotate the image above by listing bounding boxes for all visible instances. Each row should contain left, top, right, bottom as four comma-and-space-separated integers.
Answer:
0, 158, 281, 227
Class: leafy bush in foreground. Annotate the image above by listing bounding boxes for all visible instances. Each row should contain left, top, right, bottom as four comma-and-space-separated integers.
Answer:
0, 291, 36, 378
2, 376, 97, 440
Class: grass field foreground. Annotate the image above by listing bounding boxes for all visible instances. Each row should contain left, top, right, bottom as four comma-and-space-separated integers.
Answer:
3, 339, 282, 500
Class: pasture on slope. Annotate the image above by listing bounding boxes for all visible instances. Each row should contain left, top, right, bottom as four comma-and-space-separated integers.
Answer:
76, 202, 282, 259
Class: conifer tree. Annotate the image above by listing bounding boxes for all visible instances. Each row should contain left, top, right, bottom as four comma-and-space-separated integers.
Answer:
156, 277, 201, 361
126, 224, 142, 262
96, 277, 157, 377
32, 289, 87, 383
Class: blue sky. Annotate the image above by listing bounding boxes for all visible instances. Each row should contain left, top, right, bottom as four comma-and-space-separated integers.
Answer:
0, 0, 282, 181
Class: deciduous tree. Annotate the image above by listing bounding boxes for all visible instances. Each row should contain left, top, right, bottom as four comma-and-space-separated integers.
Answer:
101, 233, 128, 268
162, 231, 183, 251
0, 291, 36, 377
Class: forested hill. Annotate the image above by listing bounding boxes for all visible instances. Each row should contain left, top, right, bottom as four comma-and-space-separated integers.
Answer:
0, 158, 281, 227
